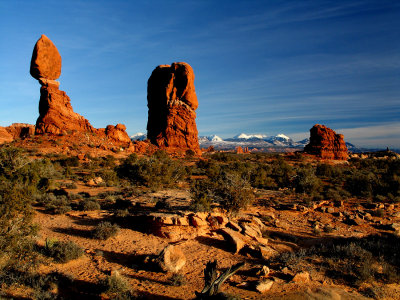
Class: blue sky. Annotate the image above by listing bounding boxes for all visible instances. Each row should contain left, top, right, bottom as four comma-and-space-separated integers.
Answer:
0, 0, 399, 148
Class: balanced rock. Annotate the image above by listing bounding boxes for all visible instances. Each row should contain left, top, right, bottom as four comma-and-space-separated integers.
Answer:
30, 34, 61, 80
30, 35, 131, 146
147, 62, 200, 154
304, 124, 348, 160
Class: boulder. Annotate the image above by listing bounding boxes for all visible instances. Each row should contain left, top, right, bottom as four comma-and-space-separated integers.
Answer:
30, 34, 61, 80
292, 271, 310, 283
255, 279, 274, 293
304, 124, 348, 160
147, 62, 200, 154
155, 244, 186, 273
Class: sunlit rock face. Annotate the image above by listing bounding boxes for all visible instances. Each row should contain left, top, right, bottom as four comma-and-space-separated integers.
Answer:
304, 124, 348, 160
147, 62, 200, 154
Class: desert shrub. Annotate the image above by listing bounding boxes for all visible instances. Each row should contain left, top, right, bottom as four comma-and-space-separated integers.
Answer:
345, 170, 376, 198
209, 152, 238, 162
113, 209, 129, 219
96, 169, 119, 186
116, 151, 186, 189
57, 156, 80, 167
191, 171, 255, 213
65, 182, 78, 189
92, 222, 120, 240
80, 199, 101, 211
0, 147, 44, 271
168, 273, 186, 286
272, 234, 400, 286
271, 157, 295, 188
249, 164, 277, 189
190, 179, 215, 212
98, 273, 132, 299
44, 239, 83, 263
100, 155, 117, 168
294, 166, 323, 195
324, 188, 342, 201
42, 194, 72, 214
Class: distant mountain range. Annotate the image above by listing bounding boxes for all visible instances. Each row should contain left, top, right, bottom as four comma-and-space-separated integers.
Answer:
131, 132, 360, 152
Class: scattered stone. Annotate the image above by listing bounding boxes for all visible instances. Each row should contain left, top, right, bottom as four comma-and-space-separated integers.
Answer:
218, 228, 246, 253
226, 221, 241, 231
154, 244, 186, 273
240, 223, 262, 239
189, 214, 208, 227
254, 265, 270, 277
292, 271, 310, 283
326, 207, 335, 214
255, 279, 274, 293
213, 214, 228, 226
258, 245, 279, 260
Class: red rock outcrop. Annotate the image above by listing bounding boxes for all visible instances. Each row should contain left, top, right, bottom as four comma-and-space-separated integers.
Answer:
104, 124, 131, 144
147, 62, 200, 154
0, 124, 35, 145
35, 84, 95, 135
30, 34, 131, 147
0, 127, 13, 144
304, 124, 348, 160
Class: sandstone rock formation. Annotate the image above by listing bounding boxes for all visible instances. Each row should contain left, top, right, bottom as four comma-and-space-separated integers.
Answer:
30, 34, 131, 146
35, 84, 95, 135
0, 127, 13, 144
0, 123, 35, 145
147, 62, 200, 154
304, 124, 348, 160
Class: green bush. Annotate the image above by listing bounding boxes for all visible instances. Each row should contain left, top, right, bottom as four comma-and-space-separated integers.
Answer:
80, 199, 101, 211
191, 171, 255, 213
98, 273, 132, 298
116, 151, 186, 189
92, 222, 120, 240
294, 166, 323, 195
44, 239, 83, 263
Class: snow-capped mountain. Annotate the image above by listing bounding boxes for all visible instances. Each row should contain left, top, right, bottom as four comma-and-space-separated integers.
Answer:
130, 132, 147, 141
231, 133, 268, 140
199, 133, 306, 151
131, 131, 361, 152
198, 135, 224, 142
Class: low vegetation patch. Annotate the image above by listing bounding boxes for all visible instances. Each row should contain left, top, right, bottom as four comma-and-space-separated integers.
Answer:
92, 222, 120, 240
44, 239, 83, 263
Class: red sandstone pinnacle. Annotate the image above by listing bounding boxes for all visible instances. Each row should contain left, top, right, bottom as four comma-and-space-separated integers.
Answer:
147, 62, 200, 154
304, 124, 348, 160
30, 35, 62, 80
35, 86, 95, 135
